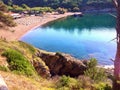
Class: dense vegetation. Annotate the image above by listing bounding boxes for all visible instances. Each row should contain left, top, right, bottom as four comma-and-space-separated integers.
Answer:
2, 0, 113, 11
0, 40, 38, 77
56, 75, 111, 90
7, 4, 54, 13
55, 59, 112, 90
2, 49, 36, 76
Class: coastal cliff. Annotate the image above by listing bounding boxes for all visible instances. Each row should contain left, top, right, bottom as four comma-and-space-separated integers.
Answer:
0, 40, 87, 78
36, 50, 87, 77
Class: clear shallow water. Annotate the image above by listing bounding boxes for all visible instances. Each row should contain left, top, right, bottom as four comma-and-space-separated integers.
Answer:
21, 14, 116, 65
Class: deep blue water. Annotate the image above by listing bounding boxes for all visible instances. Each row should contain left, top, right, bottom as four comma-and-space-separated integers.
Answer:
20, 14, 116, 65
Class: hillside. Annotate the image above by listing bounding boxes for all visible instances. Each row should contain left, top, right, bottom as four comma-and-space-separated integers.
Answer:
2, 0, 113, 9
0, 39, 53, 90
0, 39, 112, 90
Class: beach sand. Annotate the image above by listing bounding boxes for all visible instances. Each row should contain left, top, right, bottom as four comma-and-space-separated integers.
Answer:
0, 12, 79, 41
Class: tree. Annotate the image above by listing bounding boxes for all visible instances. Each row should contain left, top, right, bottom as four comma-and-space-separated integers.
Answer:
12, 5, 24, 12
0, 1, 16, 28
56, 7, 67, 14
73, 7, 80, 12
112, 0, 120, 89
21, 4, 30, 11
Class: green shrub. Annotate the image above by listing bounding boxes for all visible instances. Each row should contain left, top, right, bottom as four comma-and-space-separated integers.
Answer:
72, 7, 80, 12
31, 7, 53, 13
84, 68, 107, 82
56, 75, 111, 90
56, 7, 67, 14
77, 76, 112, 90
0, 65, 9, 72
58, 75, 70, 87
2, 49, 36, 76
93, 83, 112, 90
87, 58, 97, 68
84, 58, 107, 82
56, 52, 62, 56
56, 75, 78, 89
77, 76, 93, 89
10, 5, 25, 13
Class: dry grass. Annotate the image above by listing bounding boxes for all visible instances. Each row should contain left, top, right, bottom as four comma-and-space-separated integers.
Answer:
0, 40, 56, 90
0, 71, 41, 90
0, 71, 56, 90
0, 56, 7, 66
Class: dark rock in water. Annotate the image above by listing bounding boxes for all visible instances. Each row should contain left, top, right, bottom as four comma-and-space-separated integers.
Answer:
36, 50, 87, 77
0, 75, 8, 90
73, 13, 83, 17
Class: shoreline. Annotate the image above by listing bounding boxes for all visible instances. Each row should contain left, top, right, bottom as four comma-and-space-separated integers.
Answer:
0, 12, 80, 41
0, 12, 115, 68
98, 65, 114, 69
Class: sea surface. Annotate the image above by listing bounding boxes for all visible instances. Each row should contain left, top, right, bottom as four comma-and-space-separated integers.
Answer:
20, 13, 116, 65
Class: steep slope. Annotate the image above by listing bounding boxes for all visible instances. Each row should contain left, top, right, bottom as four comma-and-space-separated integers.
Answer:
0, 39, 112, 90
2, 0, 113, 9
0, 40, 50, 77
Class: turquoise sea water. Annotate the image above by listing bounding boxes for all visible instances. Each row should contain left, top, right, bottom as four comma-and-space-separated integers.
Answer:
20, 14, 116, 65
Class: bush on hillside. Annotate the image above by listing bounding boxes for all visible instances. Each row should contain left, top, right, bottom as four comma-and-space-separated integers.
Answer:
11, 5, 25, 13
93, 83, 112, 90
0, 65, 9, 72
56, 75, 112, 90
77, 76, 93, 89
84, 58, 107, 82
56, 7, 67, 14
2, 49, 36, 76
56, 75, 78, 89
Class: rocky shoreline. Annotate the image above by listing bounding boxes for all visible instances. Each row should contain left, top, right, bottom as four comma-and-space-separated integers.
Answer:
33, 50, 87, 77
31, 48, 115, 78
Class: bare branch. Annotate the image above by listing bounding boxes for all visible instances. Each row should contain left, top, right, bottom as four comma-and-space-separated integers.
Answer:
110, 58, 115, 62
112, 0, 118, 8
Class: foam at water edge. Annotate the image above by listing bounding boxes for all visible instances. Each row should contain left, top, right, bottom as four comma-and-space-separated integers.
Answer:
98, 65, 114, 69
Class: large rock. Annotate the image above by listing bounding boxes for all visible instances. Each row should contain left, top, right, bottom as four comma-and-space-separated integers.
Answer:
32, 58, 51, 78
36, 50, 87, 77
0, 75, 8, 90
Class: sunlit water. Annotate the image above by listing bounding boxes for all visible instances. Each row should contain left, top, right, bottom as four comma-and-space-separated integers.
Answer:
20, 14, 116, 65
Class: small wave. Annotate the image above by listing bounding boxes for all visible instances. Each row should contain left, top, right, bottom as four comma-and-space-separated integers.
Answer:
98, 65, 114, 69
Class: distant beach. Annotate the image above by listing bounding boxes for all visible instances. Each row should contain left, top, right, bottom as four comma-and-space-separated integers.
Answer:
0, 12, 80, 41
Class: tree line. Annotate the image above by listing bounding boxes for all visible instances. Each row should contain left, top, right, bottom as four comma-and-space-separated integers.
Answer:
2, 0, 113, 11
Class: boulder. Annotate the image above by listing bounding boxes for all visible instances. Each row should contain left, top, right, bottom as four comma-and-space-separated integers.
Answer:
36, 50, 87, 77
0, 75, 8, 90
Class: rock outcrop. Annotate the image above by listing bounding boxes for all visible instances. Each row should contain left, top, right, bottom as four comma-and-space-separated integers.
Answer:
36, 50, 87, 77
32, 58, 51, 78
0, 75, 8, 90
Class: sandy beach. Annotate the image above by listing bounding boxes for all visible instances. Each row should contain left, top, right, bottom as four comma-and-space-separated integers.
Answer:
0, 12, 80, 41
